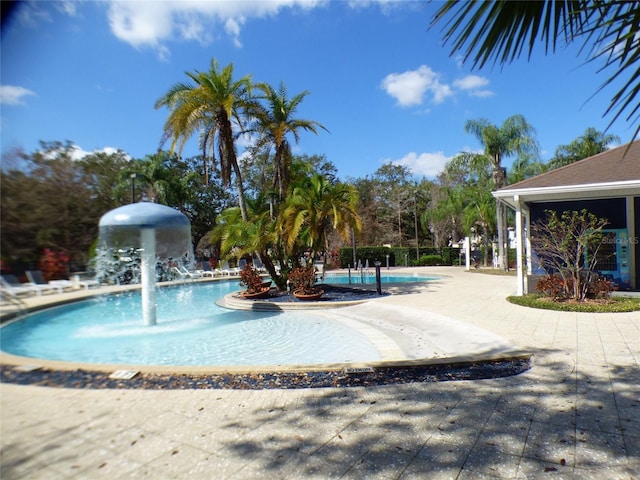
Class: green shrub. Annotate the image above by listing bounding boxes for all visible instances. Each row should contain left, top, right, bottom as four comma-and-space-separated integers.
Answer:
507, 294, 640, 312
339, 247, 393, 268
413, 254, 442, 266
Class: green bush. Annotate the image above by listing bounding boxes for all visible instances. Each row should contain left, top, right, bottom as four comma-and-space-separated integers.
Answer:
340, 246, 461, 268
413, 254, 442, 266
339, 247, 393, 268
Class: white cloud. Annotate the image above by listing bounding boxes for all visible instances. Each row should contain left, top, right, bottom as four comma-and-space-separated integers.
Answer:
69, 145, 124, 161
453, 74, 494, 98
0, 85, 36, 106
390, 151, 451, 178
453, 75, 488, 90
106, 0, 324, 58
381, 65, 452, 107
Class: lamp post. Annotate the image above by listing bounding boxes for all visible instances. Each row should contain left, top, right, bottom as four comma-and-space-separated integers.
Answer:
130, 173, 137, 204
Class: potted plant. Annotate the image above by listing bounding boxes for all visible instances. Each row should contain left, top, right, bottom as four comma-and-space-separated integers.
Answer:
288, 264, 324, 300
239, 264, 271, 299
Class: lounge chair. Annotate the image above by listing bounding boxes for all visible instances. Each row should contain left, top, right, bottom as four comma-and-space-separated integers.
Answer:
216, 260, 232, 276
196, 262, 218, 278
173, 266, 203, 280
26, 270, 74, 293
1, 274, 58, 296
237, 258, 247, 272
76, 277, 100, 289
252, 256, 267, 272
1, 275, 38, 297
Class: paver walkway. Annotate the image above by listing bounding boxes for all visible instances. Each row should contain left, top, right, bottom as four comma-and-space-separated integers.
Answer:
1, 267, 638, 479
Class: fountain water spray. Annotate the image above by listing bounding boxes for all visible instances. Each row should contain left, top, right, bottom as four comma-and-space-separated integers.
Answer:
98, 202, 192, 326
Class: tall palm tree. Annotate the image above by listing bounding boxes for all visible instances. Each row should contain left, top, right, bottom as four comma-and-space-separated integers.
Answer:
431, 1, 640, 141
252, 82, 328, 201
155, 59, 253, 220
280, 174, 362, 263
462, 114, 538, 269
547, 127, 620, 169
464, 114, 539, 189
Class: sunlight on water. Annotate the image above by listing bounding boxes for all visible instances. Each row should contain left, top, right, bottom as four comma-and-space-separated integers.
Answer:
1, 281, 381, 366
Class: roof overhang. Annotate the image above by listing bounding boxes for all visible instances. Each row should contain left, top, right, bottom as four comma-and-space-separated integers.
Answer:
493, 180, 640, 209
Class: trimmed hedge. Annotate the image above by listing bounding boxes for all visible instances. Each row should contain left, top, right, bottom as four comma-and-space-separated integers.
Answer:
339, 246, 461, 268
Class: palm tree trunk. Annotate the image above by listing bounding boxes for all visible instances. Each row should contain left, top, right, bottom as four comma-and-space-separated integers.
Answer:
493, 166, 508, 269
232, 161, 249, 221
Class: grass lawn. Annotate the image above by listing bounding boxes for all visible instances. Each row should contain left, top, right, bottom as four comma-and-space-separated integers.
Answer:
507, 294, 640, 313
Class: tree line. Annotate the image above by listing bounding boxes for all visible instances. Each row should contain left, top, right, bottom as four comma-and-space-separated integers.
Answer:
0, 53, 622, 283
1, 121, 618, 276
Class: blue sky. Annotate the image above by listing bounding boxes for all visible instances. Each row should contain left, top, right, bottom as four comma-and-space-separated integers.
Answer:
1, 0, 633, 181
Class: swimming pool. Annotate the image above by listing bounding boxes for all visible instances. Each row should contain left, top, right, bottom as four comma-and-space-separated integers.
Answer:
0, 281, 382, 367
324, 272, 439, 284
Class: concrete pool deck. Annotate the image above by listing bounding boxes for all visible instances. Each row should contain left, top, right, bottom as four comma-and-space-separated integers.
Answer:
1, 266, 639, 478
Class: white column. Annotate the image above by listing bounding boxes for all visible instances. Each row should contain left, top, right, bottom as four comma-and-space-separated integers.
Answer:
464, 236, 471, 271
626, 196, 637, 289
524, 204, 532, 287
514, 195, 524, 296
141, 228, 157, 326
496, 201, 504, 269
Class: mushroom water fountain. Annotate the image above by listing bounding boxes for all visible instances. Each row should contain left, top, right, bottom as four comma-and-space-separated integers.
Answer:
98, 202, 192, 326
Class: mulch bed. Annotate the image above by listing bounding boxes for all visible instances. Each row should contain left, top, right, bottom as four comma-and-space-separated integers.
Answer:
0, 357, 531, 390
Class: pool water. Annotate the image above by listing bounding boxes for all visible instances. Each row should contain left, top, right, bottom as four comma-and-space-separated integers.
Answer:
324, 273, 438, 285
0, 281, 381, 367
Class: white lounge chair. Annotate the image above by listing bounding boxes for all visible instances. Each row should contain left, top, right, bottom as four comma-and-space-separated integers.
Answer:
196, 262, 218, 278
173, 266, 203, 280
26, 270, 74, 293
1, 275, 38, 297
252, 256, 267, 272
216, 260, 232, 276
1, 274, 57, 296
76, 277, 100, 289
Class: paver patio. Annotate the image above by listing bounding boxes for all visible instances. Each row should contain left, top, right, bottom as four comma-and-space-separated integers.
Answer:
1, 266, 638, 479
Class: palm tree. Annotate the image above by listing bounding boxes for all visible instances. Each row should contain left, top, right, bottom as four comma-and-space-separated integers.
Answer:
464, 115, 539, 189
462, 114, 538, 269
431, 1, 640, 141
280, 174, 362, 264
155, 59, 254, 220
210, 194, 286, 289
252, 82, 328, 201
547, 127, 621, 169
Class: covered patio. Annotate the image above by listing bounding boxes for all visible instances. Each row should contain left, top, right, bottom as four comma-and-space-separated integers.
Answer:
494, 140, 640, 295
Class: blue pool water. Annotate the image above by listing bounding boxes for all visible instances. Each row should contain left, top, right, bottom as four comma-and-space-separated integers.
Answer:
325, 273, 439, 285
1, 275, 437, 367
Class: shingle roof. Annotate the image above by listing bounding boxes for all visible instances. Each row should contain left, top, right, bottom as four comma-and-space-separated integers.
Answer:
498, 140, 640, 191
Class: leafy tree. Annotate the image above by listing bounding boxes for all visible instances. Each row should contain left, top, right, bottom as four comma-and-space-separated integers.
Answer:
133, 152, 233, 251
547, 127, 621, 169
371, 163, 416, 246
0, 141, 114, 268
434, 154, 496, 264
431, 1, 640, 141
508, 153, 548, 184
459, 115, 538, 268
79, 149, 133, 209
531, 209, 609, 301
155, 59, 254, 220
423, 183, 465, 247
